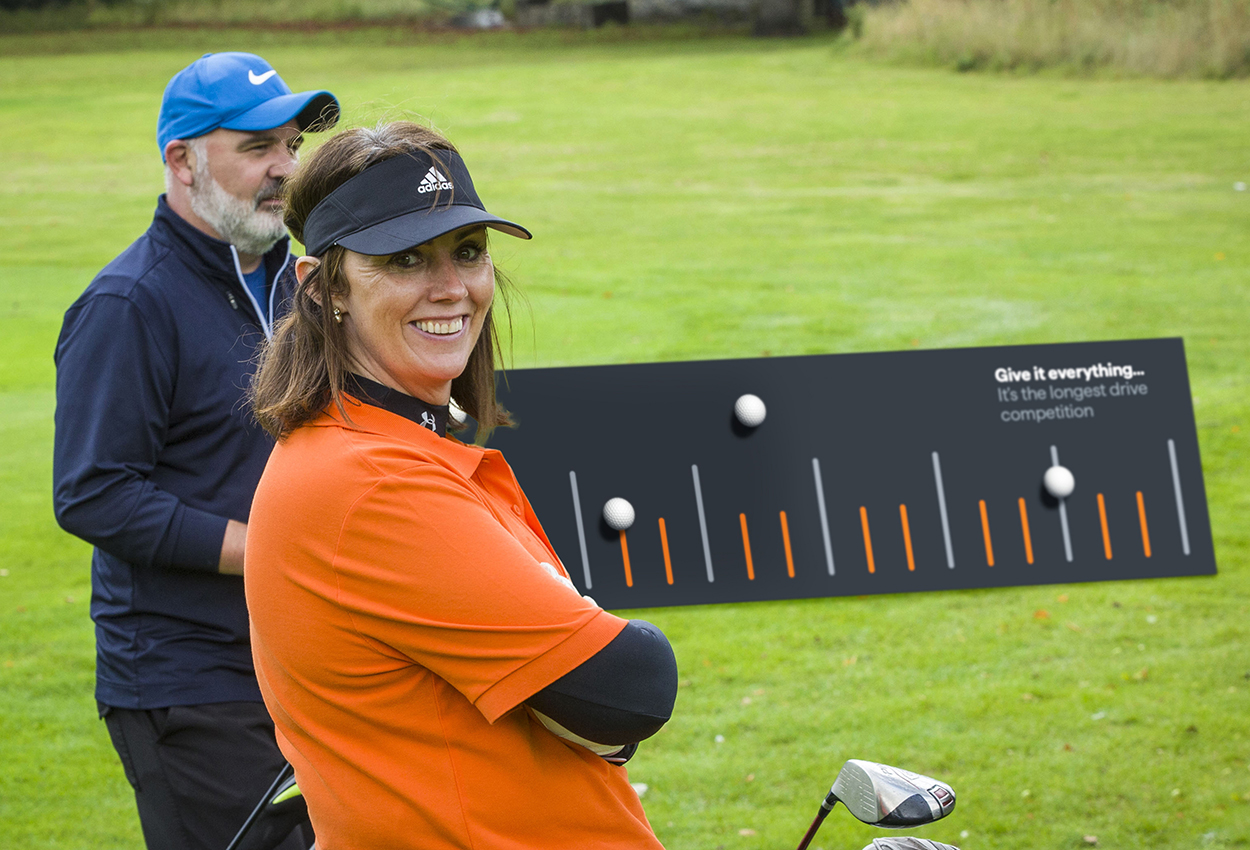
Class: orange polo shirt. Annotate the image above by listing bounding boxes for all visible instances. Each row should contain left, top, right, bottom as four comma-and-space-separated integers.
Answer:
245, 399, 664, 850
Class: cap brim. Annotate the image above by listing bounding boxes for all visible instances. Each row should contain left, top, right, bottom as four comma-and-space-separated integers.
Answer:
334, 205, 532, 256
221, 91, 340, 134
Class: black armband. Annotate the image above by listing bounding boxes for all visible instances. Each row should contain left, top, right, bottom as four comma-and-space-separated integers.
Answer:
526, 620, 678, 746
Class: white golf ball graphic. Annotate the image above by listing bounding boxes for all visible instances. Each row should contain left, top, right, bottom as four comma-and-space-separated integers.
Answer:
734, 393, 767, 428
602, 497, 635, 531
1043, 465, 1075, 499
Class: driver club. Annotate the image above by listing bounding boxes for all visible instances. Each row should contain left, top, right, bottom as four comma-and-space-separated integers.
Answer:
794, 759, 956, 850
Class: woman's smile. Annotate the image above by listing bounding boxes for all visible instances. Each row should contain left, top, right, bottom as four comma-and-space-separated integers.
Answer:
412, 315, 466, 336
334, 224, 495, 405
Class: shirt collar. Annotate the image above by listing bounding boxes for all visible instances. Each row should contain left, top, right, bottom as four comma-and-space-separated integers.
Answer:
330, 384, 489, 482
154, 194, 291, 283
346, 374, 449, 437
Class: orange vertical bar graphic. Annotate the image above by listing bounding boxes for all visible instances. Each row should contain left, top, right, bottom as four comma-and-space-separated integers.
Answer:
1018, 498, 1034, 565
1136, 491, 1152, 558
979, 500, 995, 566
619, 530, 633, 587
860, 507, 875, 574
739, 514, 755, 580
899, 504, 915, 571
779, 511, 795, 578
1097, 493, 1112, 559
658, 518, 674, 584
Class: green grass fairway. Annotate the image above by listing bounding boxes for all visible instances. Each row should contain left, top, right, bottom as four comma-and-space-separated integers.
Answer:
1, 28, 1248, 850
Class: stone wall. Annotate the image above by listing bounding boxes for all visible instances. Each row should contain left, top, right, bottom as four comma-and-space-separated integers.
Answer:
514, 0, 757, 28
628, 0, 754, 22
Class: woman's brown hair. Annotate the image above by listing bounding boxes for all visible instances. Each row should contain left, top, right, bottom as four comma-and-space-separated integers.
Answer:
249, 121, 514, 443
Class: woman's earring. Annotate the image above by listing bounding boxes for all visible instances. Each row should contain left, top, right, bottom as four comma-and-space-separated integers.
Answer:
332, 307, 343, 324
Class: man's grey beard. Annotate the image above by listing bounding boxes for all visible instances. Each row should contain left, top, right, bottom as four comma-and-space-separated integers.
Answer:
187, 145, 287, 258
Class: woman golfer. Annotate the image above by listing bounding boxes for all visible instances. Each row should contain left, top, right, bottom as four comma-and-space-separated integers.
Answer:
245, 122, 678, 850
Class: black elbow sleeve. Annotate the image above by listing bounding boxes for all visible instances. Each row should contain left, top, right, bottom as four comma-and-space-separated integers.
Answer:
527, 620, 678, 746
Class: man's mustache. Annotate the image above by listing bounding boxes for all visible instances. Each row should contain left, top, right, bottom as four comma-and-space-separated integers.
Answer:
255, 179, 284, 207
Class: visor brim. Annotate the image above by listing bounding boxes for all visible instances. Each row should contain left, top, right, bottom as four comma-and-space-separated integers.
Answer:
333, 205, 532, 256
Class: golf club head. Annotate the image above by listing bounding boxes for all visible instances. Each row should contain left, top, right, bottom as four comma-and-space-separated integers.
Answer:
830, 759, 955, 828
862, 839, 961, 850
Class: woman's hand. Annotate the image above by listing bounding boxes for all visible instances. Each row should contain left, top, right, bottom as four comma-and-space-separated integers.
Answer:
529, 708, 638, 764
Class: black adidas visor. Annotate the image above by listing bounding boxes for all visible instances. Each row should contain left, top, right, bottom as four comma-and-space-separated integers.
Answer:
301, 149, 531, 257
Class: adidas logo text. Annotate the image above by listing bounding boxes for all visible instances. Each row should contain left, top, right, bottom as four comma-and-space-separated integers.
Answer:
417, 167, 454, 194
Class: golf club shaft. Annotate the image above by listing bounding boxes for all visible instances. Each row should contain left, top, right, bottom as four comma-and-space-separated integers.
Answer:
226, 762, 295, 850
794, 795, 838, 850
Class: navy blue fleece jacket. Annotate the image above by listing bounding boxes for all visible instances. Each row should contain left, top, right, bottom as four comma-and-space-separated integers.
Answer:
53, 197, 294, 709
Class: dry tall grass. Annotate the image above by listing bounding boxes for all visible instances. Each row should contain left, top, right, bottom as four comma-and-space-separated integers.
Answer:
852, 0, 1250, 77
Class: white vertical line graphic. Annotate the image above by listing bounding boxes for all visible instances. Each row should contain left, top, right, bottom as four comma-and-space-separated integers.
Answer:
568, 471, 592, 589
1051, 445, 1073, 563
932, 452, 955, 568
1168, 439, 1191, 555
811, 458, 835, 576
691, 465, 715, 583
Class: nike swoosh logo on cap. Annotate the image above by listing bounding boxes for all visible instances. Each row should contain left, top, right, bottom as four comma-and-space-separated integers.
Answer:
248, 70, 278, 85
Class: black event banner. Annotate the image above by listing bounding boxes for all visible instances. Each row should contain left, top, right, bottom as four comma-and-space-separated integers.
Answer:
486, 338, 1216, 610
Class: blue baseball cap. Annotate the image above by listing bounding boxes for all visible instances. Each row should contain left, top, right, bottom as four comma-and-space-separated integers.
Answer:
157, 52, 339, 161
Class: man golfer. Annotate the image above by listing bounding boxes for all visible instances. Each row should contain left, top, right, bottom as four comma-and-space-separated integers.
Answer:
52, 52, 338, 850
